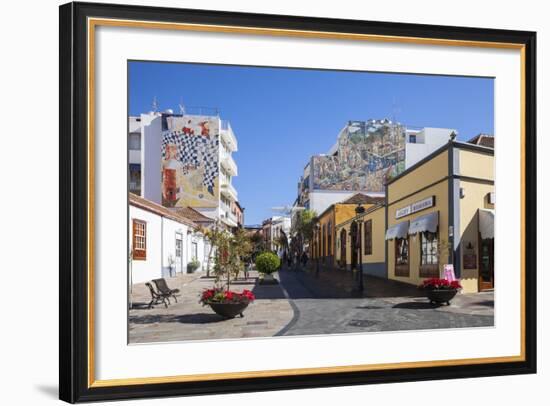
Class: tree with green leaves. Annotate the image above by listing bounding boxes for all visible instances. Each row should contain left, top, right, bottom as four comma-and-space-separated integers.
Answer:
291, 209, 317, 255
210, 227, 253, 291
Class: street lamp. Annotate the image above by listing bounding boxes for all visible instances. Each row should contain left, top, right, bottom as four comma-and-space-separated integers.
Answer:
355, 204, 366, 293
315, 223, 321, 277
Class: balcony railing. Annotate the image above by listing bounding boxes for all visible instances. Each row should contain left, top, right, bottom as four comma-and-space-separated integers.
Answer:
221, 153, 238, 176
221, 210, 238, 227
220, 120, 238, 151
220, 181, 238, 201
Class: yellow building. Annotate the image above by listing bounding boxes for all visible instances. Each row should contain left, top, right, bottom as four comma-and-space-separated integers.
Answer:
311, 193, 384, 269
385, 141, 494, 293
335, 203, 386, 277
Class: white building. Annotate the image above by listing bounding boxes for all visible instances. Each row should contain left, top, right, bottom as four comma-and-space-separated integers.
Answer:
129, 109, 240, 230
129, 193, 209, 284
262, 215, 291, 252
405, 127, 456, 168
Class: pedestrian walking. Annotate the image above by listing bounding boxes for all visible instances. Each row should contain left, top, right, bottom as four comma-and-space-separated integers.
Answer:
301, 251, 308, 267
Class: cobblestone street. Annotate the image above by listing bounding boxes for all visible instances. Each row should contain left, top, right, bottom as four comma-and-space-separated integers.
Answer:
129, 266, 494, 343
276, 267, 494, 336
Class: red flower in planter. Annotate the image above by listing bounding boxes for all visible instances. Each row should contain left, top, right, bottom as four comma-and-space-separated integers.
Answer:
241, 289, 256, 301
419, 278, 462, 290
200, 288, 256, 305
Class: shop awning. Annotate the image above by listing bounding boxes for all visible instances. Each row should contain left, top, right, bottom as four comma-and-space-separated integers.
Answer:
385, 221, 409, 240
479, 209, 495, 239
409, 211, 438, 235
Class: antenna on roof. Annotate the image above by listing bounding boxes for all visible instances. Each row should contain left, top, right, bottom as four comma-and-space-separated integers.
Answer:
178, 97, 186, 115
152, 96, 159, 113
392, 97, 401, 125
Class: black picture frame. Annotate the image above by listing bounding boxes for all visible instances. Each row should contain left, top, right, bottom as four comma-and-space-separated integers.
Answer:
59, 1, 537, 403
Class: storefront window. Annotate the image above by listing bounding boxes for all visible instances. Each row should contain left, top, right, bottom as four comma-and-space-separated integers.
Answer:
420, 231, 439, 277
420, 231, 438, 265
395, 237, 409, 276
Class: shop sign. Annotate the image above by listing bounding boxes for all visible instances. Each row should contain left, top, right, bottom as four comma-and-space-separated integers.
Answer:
395, 206, 411, 219
463, 254, 477, 269
395, 196, 435, 219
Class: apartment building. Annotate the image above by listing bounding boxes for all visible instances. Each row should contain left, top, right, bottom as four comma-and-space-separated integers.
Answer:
128, 109, 241, 229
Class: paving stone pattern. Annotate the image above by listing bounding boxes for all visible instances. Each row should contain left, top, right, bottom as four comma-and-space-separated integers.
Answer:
129, 271, 294, 344
128, 266, 494, 343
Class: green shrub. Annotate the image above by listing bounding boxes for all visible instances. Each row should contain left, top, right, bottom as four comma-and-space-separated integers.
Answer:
187, 258, 201, 273
255, 252, 280, 275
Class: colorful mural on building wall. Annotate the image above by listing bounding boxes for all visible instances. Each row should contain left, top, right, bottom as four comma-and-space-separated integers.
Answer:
312, 120, 406, 192
161, 115, 219, 208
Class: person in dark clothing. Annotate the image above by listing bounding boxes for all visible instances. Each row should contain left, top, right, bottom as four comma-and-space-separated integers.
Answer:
287, 252, 292, 267
301, 251, 308, 267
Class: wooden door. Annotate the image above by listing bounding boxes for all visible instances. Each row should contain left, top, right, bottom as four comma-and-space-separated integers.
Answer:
478, 235, 494, 291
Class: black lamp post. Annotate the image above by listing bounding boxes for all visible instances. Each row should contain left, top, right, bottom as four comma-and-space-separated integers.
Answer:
315, 223, 321, 277
355, 204, 366, 293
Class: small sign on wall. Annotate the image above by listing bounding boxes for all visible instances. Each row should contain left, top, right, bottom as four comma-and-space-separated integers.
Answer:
463, 254, 477, 269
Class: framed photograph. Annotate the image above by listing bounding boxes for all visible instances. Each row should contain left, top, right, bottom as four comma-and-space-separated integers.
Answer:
59, 1, 536, 403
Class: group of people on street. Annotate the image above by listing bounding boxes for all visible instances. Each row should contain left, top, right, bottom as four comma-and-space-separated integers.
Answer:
281, 250, 309, 269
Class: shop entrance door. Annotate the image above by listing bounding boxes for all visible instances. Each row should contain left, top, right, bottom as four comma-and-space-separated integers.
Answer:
478, 237, 494, 291
175, 232, 183, 274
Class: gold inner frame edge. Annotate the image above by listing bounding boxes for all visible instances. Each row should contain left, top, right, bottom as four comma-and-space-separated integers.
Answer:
86, 17, 527, 388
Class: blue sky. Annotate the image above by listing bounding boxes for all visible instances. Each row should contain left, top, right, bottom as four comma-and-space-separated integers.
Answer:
129, 61, 494, 225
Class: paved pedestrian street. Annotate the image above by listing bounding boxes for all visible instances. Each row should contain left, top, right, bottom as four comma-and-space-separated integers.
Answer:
129, 267, 494, 344
129, 271, 294, 344
276, 267, 494, 336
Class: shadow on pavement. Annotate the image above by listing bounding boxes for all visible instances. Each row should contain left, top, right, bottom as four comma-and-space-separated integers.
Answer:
392, 301, 442, 310
277, 267, 425, 300
251, 282, 287, 300
129, 313, 226, 324
472, 300, 494, 307
130, 301, 155, 310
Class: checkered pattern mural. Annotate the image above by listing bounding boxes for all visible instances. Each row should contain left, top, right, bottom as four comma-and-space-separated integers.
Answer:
161, 130, 219, 190
161, 115, 220, 207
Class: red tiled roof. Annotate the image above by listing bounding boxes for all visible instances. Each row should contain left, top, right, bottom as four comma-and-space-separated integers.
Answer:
467, 133, 494, 148
129, 193, 197, 228
171, 207, 215, 224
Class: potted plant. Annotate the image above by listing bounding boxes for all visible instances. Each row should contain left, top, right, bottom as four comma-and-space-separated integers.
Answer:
419, 278, 462, 306
199, 288, 255, 318
187, 258, 200, 273
201, 228, 254, 317
255, 251, 280, 284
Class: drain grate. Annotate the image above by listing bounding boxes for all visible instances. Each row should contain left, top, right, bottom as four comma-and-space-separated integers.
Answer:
246, 320, 268, 326
356, 305, 383, 310
348, 319, 379, 328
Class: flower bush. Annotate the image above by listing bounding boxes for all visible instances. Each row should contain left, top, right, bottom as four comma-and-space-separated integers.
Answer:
200, 288, 256, 305
255, 252, 280, 275
419, 278, 462, 290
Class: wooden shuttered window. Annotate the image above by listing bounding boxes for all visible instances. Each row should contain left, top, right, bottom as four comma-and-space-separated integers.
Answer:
132, 219, 147, 260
